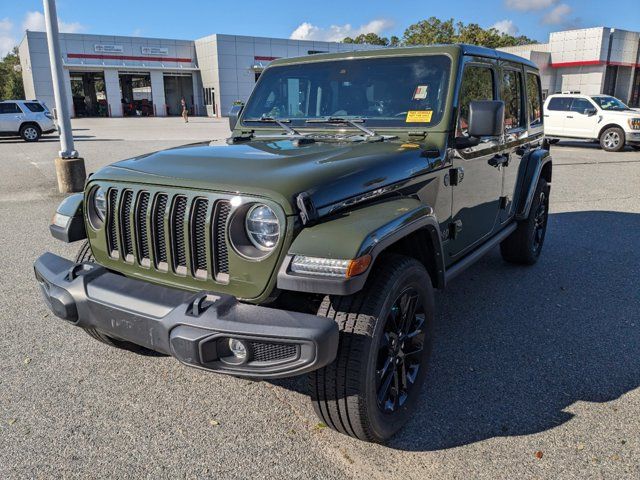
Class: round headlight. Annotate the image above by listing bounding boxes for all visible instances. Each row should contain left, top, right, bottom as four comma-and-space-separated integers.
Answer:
94, 187, 107, 221
245, 204, 279, 251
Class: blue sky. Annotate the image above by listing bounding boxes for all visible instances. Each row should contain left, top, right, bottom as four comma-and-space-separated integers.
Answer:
1, 0, 638, 56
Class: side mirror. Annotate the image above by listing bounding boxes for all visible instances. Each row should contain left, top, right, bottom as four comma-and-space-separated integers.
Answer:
228, 102, 244, 130
585, 108, 597, 116
468, 100, 505, 137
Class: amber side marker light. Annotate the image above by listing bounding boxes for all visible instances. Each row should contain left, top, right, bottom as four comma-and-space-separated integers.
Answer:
346, 255, 372, 278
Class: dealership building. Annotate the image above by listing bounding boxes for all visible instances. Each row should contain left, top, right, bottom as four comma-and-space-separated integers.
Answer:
19, 26, 640, 117
18, 31, 371, 118
499, 26, 640, 107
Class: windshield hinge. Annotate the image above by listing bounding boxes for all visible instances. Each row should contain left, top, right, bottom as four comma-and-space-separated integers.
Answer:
296, 192, 318, 226
226, 131, 253, 144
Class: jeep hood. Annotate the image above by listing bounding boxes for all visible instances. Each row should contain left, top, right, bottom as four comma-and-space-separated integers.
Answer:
92, 138, 439, 215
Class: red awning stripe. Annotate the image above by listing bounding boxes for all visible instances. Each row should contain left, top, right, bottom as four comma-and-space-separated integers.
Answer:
550, 59, 640, 68
67, 53, 192, 63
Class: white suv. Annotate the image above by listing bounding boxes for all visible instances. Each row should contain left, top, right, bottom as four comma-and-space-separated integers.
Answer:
543, 93, 640, 152
0, 100, 57, 142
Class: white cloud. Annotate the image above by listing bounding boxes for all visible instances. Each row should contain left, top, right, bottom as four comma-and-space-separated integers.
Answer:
542, 3, 572, 25
0, 17, 16, 57
23, 11, 85, 33
505, 0, 558, 11
290, 18, 393, 42
492, 19, 519, 35
131, 28, 143, 37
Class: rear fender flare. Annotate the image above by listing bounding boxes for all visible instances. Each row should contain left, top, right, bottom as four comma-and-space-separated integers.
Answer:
515, 148, 552, 220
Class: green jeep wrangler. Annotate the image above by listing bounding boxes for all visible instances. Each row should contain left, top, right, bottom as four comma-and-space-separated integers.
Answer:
35, 44, 551, 443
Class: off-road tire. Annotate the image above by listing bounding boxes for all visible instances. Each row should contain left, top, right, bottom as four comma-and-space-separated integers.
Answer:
309, 254, 435, 443
500, 177, 550, 265
599, 126, 625, 152
75, 240, 164, 356
20, 123, 41, 142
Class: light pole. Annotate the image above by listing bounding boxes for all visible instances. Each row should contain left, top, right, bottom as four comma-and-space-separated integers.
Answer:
43, 0, 86, 193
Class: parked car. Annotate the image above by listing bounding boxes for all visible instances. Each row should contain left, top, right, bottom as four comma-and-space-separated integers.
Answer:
34, 44, 552, 443
543, 93, 640, 152
0, 99, 56, 142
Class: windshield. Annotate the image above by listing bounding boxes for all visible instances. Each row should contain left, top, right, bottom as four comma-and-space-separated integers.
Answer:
242, 55, 452, 128
591, 95, 630, 111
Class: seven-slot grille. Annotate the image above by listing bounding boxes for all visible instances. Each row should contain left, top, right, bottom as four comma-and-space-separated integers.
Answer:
105, 188, 231, 282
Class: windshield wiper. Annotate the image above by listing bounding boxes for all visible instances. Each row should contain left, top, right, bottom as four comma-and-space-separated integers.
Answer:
244, 116, 300, 136
306, 117, 377, 137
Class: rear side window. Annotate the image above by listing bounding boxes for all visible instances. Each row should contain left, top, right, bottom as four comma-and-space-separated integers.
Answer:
502, 69, 524, 131
0, 102, 22, 114
458, 65, 495, 136
24, 102, 45, 112
526, 73, 542, 127
547, 97, 573, 111
570, 98, 593, 113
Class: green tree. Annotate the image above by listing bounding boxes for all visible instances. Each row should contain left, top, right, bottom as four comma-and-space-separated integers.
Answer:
402, 17, 457, 45
0, 47, 25, 100
400, 17, 536, 48
343, 33, 390, 46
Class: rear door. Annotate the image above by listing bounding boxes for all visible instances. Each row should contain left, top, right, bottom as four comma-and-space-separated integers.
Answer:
498, 63, 531, 223
544, 96, 573, 136
449, 60, 503, 259
564, 97, 599, 138
0, 102, 24, 132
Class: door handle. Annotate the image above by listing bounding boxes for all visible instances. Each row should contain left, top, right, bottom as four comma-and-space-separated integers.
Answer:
488, 154, 509, 168
566, 115, 573, 118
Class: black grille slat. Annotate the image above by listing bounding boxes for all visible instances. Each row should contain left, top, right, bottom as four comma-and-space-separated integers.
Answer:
136, 192, 150, 265
214, 201, 231, 277
104, 188, 234, 283
120, 190, 134, 261
153, 193, 168, 267
171, 196, 188, 273
249, 342, 298, 363
107, 189, 119, 257
191, 198, 209, 277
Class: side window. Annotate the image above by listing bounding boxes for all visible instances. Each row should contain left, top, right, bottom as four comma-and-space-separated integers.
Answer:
502, 69, 524, 131
547, 97, 573, 111
526, 73, 542, 127
0, 102, 22, 114
24, 102, 45, 113
458, 65, 495, 136
570, 98, 594, 114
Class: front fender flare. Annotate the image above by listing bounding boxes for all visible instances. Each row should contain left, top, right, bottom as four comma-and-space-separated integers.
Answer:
277, 197, 445, 295
50, 193, 86, 243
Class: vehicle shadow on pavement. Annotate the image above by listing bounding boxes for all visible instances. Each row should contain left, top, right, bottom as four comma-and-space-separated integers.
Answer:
274, 210, 640, 451
390, 210, 640, 451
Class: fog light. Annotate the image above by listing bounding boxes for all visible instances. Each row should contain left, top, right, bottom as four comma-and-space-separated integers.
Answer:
228, 338, 248, 360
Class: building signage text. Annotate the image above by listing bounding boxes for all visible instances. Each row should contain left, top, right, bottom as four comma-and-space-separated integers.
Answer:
94, 44, 123, 53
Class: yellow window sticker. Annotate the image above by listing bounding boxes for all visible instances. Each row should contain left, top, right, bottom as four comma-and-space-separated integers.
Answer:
406, 110, 433, 123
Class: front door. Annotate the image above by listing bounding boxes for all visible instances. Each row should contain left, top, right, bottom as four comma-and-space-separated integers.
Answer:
449, 62, 503, 259
564, 97, 598, 138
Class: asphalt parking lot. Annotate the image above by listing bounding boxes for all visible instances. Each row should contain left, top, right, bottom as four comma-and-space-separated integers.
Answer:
1, 117, 639, 479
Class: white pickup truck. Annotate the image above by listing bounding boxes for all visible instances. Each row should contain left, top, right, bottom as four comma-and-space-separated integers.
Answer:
543, 93, 640, 152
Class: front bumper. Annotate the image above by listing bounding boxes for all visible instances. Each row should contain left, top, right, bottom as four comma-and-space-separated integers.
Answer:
34, 253, 338, 379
